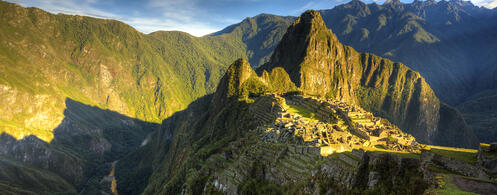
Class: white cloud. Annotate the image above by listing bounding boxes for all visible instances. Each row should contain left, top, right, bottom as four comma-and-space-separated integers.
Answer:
9, 0, 118, 18
292, 0, 339, 15
7, 0, 222, 36
143, 0, 225, 36
472, 0, 497, 8
123, 17, 221, 36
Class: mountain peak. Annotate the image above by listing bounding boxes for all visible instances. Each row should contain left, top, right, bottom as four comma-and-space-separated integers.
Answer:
300, 10, 323, 22
212, 58, 257, 106
292, 10, 329, 34
263, 10, 339, 86
220, 58, 255, 97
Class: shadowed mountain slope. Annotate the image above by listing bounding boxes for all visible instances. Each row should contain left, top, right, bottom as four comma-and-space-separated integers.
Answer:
0, 98, 159, 194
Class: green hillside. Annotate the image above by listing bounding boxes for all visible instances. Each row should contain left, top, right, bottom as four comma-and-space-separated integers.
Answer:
0, 1, 495, 194
212, 14, 295, 67
0, 1, 247, 141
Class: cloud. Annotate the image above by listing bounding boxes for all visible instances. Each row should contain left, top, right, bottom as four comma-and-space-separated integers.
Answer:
7, 0, 222, 36
9, 0, 118, 18
472, 0, 497, 8
123, 17, 221, 36
291, 0, 339, 15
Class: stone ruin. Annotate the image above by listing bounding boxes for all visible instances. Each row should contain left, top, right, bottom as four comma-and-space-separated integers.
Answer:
256, 94, 420, 156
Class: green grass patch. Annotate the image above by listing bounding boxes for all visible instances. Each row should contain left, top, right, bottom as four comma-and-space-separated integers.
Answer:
365, 147, 421, 159
287, 104, 321, 121
427, 145, 477, 164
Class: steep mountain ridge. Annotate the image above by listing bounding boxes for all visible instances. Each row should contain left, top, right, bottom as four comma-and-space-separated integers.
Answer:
0, 1, 244, 193
0, 2, 294, 193
319, 0, 497, 105
258, 10, 476, 147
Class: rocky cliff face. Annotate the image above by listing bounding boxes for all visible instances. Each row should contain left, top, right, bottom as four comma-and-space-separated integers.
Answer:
258, 10, 475, 147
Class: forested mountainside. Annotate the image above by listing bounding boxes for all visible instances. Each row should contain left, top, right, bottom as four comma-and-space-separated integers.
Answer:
2, 0, 492, 145
211, 14, 295, 67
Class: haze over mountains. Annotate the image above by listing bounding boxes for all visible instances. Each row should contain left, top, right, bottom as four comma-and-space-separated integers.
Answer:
1, 0, 497, 194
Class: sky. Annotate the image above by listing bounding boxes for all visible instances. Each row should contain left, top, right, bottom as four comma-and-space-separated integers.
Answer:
7, 0, 497, 37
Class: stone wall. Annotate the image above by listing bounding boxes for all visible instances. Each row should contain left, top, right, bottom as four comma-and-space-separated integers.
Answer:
287, 145, 321, 156
421, 150, 489, 179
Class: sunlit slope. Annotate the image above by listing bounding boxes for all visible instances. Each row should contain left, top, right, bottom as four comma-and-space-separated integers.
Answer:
0, 1, 246, 141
